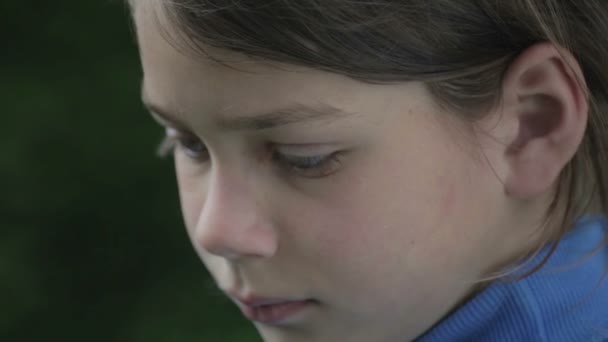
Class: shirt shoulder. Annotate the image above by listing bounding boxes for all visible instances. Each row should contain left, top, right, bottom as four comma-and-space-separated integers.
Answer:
417, 216, 608, 342
520, 216, 608, 341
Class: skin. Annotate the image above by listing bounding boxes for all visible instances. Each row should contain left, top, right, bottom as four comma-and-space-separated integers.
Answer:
132, 2, 588, 341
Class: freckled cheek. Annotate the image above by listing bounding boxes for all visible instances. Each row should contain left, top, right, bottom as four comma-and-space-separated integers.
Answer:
311, 219, 366, 258
303, 202, 396, 265
311, 177, 453, 273
300, 184, 400, 262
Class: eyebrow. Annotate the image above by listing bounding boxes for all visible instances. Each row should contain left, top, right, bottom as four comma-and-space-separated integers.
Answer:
141, 93, 354, 131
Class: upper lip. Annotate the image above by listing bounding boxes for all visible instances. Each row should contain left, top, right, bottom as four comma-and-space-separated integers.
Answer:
228, 291, 307, 308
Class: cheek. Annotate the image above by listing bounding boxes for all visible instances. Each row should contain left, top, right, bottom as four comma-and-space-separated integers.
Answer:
174, 157, 207, 233
301, 126, 491, 293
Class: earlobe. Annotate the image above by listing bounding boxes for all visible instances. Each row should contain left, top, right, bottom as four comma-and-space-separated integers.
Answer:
501, 43, 588, 199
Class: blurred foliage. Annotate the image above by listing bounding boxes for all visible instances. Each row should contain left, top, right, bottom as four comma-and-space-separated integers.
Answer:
1, 1, 259, 341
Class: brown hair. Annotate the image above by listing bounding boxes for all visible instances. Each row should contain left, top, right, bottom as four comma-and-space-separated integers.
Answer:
149, 0, 608, 278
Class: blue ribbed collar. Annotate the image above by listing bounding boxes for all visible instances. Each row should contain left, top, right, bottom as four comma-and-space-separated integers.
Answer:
416, 216, 608, 342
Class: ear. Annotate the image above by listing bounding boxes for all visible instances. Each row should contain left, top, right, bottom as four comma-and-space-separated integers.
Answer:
500, 42, 588, 199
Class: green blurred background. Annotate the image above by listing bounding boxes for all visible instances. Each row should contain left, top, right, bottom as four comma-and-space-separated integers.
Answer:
1, 1, 259, 341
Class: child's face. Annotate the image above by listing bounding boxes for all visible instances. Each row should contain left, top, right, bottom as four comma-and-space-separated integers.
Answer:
134, 4, 532, 341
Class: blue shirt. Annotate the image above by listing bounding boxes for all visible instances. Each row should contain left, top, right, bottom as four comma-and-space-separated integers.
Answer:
417, 216, 608, 342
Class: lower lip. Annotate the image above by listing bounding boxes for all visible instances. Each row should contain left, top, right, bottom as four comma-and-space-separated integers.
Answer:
241, 299, 316, 324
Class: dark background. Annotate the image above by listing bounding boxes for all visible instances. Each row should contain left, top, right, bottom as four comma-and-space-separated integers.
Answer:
2, 1, 259, 341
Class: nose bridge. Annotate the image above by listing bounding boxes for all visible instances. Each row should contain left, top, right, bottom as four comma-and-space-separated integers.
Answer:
195, 166, 277, 259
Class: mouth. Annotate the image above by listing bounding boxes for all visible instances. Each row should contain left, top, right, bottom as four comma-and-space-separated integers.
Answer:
231, 295, 319, 325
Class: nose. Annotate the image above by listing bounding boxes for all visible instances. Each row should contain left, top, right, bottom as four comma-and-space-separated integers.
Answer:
194, 169, 278, 260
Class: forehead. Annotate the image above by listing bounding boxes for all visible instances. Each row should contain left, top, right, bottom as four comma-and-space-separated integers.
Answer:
136, 6, 346, 118
132, 1, 431, 131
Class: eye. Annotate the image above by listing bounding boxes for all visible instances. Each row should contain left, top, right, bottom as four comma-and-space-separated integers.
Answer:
157, 128, 209, 161
273, 151, 342, 178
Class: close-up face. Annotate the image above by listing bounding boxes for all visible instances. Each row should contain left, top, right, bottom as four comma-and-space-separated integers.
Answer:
133, 2, 538, 342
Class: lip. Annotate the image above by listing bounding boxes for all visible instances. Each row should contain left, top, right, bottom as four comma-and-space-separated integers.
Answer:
230, 294, 317, 324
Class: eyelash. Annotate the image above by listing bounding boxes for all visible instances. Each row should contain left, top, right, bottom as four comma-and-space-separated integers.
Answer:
157, 132, 208, 160
272, 151, 342, 178
157, 132, 343, 178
